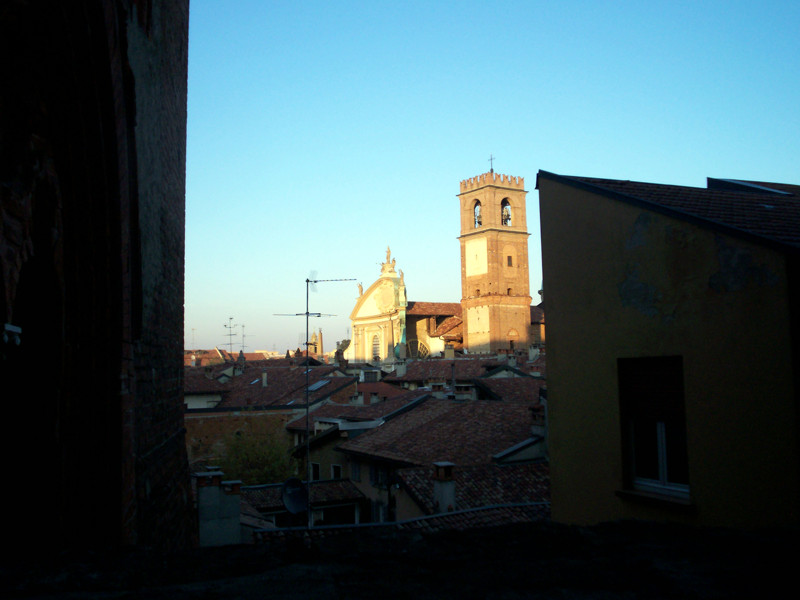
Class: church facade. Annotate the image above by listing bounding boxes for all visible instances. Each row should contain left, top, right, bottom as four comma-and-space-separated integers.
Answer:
344, 171, 535, 363
344, 248, 463, 362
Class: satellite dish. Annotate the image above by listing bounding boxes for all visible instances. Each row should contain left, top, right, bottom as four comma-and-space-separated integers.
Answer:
282, 477, 308, 515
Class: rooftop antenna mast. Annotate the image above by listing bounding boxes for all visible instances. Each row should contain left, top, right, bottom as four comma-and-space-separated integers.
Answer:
223, 316, 238, 354
240, 324, 248, 352
275, 273, 355, 528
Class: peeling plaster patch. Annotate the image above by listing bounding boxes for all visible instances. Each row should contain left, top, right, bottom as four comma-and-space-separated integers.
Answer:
665, 224, 689, 249
618, 266, 661, 317
625, 213, 651, 250
708, 235, 778, 293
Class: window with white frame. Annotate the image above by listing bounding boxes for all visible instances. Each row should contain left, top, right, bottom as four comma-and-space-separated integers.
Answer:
618, 356, 689, 499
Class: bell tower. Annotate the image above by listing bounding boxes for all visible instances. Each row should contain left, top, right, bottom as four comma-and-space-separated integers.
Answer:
458, 171, 531, 353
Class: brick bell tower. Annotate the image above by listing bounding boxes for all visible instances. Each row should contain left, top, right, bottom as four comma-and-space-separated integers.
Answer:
458, 171, 531, 353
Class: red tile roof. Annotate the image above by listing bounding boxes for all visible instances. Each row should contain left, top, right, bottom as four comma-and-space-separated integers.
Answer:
356, 381, 407, 400
385, 357, 506, 383
285, 390, 430, 432
432, 315, 463, 338
406, 302, 462, 316
337, 399, 539, 467
474, 376, 545, 403
184, 366, 230, 394
242, 479, 365, 511
185, 363, 356, 409
395, 503, 550, 532
397, 462, 550, 515
183, 348, 227, 366
541, 172, 800, 250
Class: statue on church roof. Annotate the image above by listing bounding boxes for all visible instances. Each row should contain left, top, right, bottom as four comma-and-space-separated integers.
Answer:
381, 246, 397, 275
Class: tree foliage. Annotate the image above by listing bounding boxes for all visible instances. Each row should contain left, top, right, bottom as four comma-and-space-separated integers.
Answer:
219, 419, 297, 485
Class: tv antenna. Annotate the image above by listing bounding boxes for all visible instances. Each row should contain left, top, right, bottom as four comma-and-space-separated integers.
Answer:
240, 324, 249, 352
274, 273, 355, 528
223, 317, 238, 353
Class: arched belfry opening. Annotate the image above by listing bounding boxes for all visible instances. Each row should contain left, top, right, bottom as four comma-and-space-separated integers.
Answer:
1, 1, 194, 555
501, 198, 513, 226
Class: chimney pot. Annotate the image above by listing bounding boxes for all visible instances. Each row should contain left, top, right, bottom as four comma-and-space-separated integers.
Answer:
432, 461, 456, 513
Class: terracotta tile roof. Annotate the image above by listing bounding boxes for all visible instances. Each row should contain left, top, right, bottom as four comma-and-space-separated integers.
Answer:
183, 366, 230, 394
541, 172, 800, 250
431, 315, 463, 338
406, 301, 462, 316
521, 353, 547, 378
395, 503, 550, 532
185, 363, 356, 409
252, 503, 550, 543
356, 381, 406, 400
708, 178, 800, 197
385, 357, 505, 383
248, 356, 324, 367
285, 390, 430, 432
242, 479, 365, 511
474, 376, 546, 403
183, 349, 227, 367
397, 462, 550, 515
337, 399, 538, 467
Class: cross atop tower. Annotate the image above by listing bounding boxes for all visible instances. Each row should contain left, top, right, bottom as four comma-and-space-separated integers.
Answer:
488, 154, 495, 173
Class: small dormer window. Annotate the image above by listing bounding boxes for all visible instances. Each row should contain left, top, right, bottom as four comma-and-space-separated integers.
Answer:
501, 199, 512, 226
474, 201, 482, 227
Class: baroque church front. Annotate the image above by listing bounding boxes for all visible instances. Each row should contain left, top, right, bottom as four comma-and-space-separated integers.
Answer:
344, 171, 539, 363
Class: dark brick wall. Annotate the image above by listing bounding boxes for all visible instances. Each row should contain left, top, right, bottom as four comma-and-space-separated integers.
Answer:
125, 0, 195, 553
0, 1, 193, 553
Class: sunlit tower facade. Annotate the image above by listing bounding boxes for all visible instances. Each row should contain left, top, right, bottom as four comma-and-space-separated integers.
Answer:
458, 172, 532, 353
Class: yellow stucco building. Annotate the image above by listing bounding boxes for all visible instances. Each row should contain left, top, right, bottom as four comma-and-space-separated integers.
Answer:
538, 171, 800, 529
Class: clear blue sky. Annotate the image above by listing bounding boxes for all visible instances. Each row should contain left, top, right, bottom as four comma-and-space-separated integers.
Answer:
185, 0, 800, 353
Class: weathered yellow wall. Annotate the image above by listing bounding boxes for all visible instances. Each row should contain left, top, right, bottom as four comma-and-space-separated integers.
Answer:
539, 177, 798, 528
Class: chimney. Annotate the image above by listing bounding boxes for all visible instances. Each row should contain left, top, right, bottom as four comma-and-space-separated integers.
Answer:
194, 470, 242, 546
432, 461, 455, 513
262, 369, 267, 387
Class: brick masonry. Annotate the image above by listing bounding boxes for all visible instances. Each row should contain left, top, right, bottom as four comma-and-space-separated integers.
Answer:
0, 1, 194, 553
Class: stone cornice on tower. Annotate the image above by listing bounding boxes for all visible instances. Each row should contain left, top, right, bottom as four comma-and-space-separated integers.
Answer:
459, 172, 525, 194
